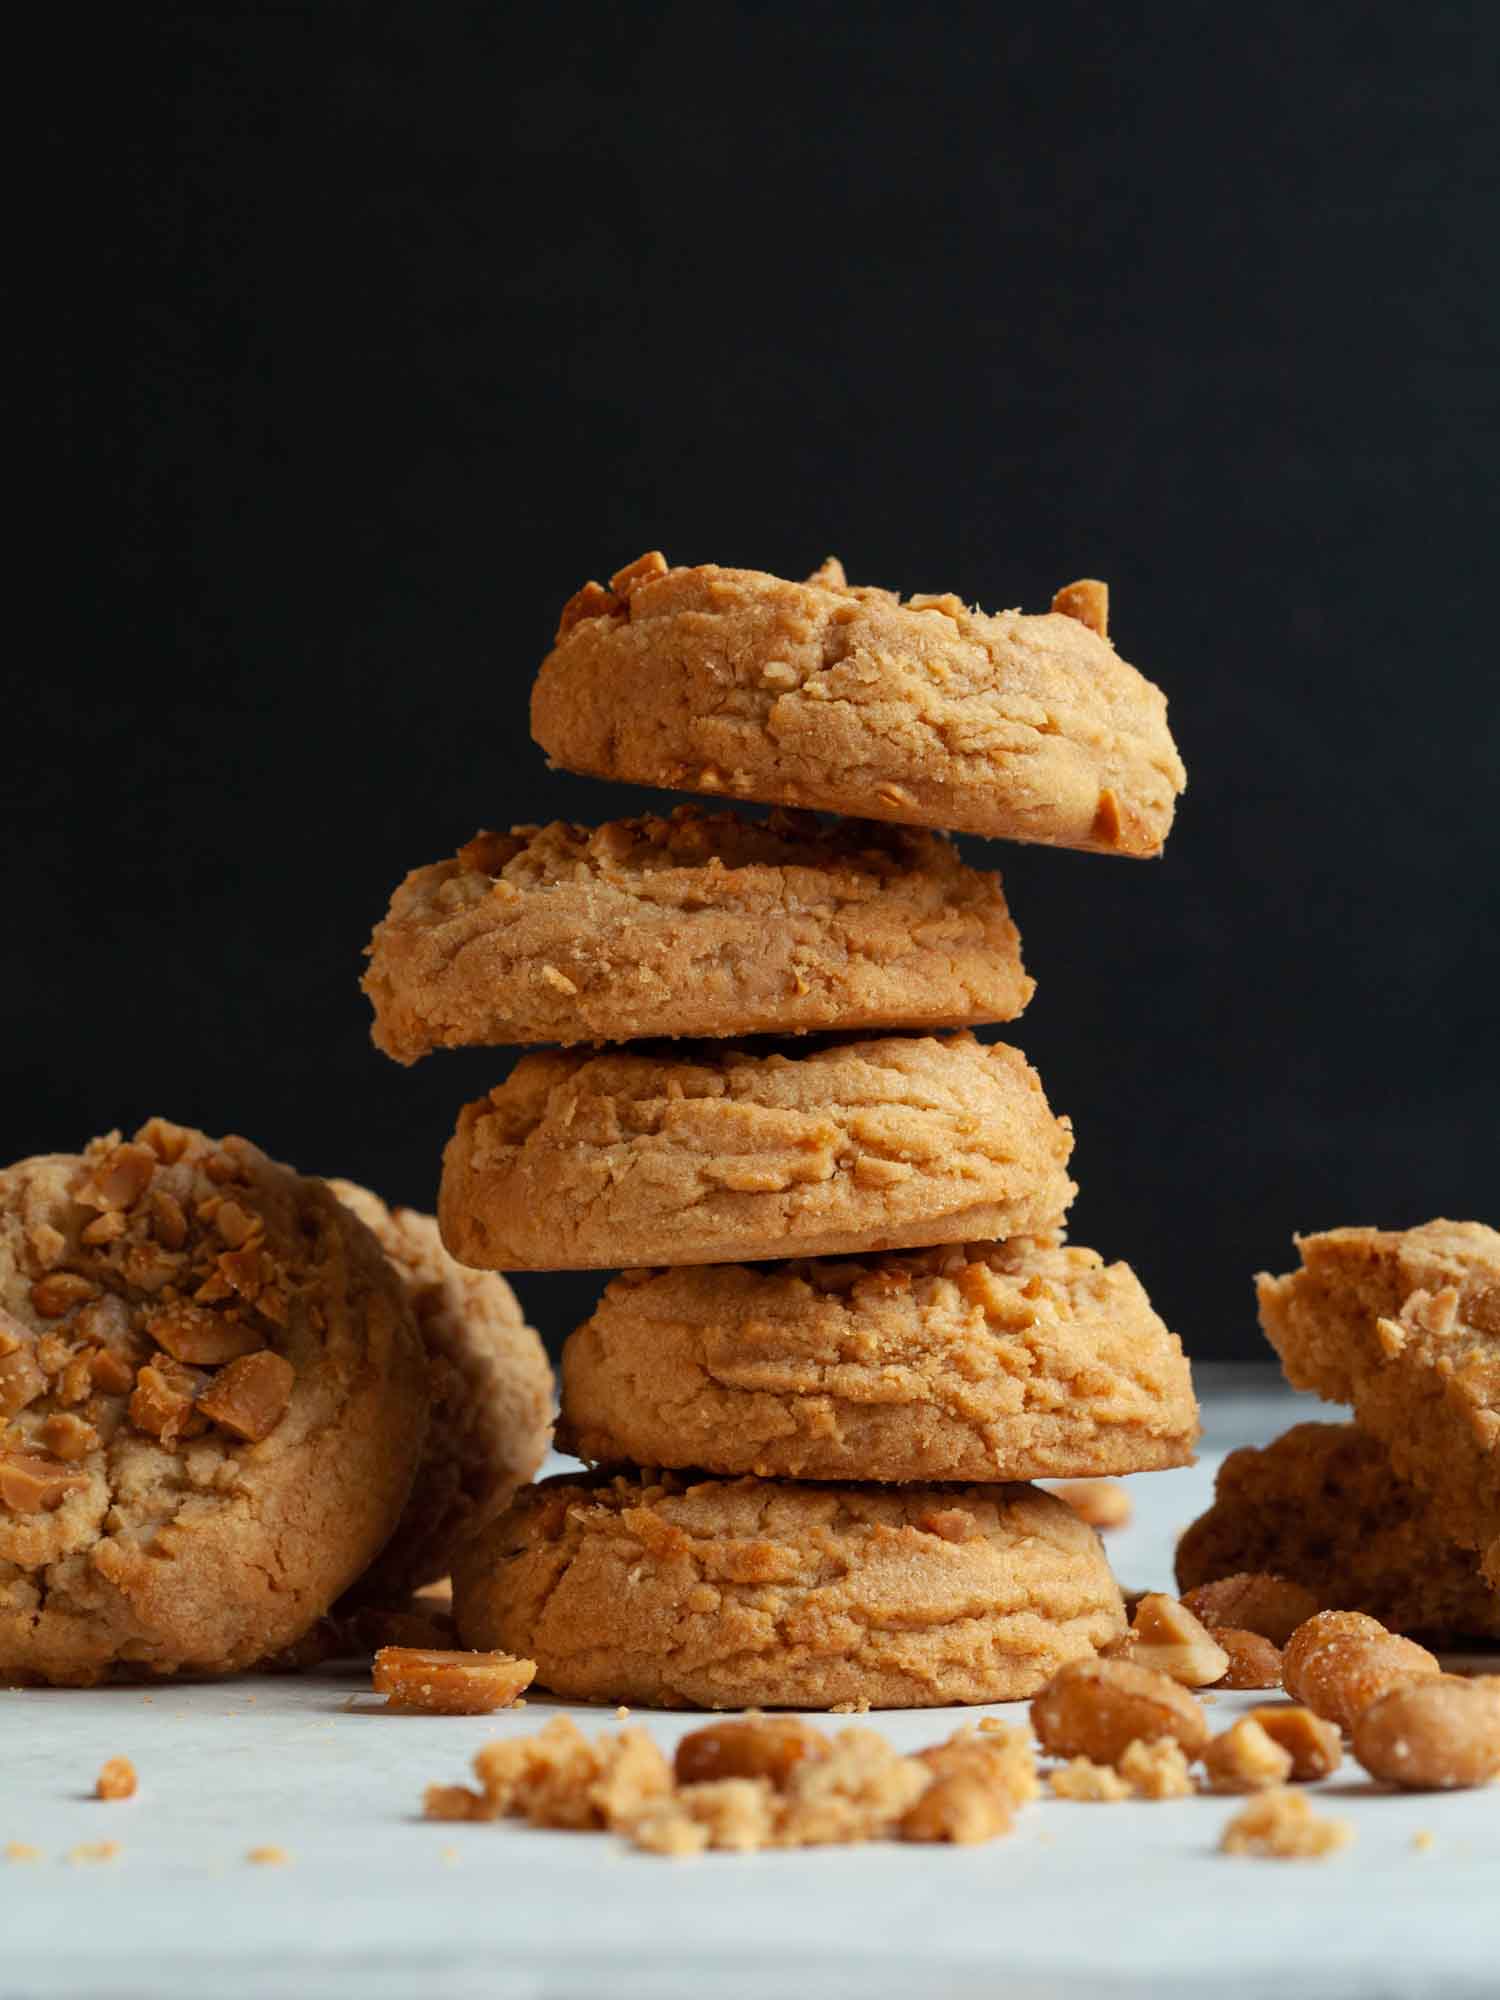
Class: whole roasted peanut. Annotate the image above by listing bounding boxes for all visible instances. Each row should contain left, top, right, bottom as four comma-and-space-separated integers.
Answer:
1216, 1628, 1282, 1691
1247, 1705, 1343, 1781
1351, 1678, 1500, 1791
1031, 1658, 1210, 1764
1129, 1595, 1229, 1687
674, 1715, 828, 1790
1282, 1612, 1439, 1732
1180, 1573, 1320, 1646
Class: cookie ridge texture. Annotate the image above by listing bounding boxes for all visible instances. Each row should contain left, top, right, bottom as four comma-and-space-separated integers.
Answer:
437, 1032, 1075, 1271
530, 553, 1185, 854
453, 1469, 1125, 1709
362, 806, 1033, 1060
0, 1122, 429, 1684
1257, 1221, 1500, 1586
558, 1237, 1197, 1483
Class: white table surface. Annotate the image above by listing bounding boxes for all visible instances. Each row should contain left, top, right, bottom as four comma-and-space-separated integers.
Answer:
4, 1375, 1498, 2000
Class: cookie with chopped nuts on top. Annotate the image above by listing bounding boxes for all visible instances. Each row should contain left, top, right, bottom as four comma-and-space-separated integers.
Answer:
438, 1030, 1075, 1271
530, 553, 1185, 855
453, 1469, 1125, 1709
0, 1121, 429, 1685
362, 806, 1033, 1060
557, 1237, 1197, 1483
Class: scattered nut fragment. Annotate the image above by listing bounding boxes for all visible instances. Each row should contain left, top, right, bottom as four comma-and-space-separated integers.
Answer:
1219, 1789, 1352, 1860
197, 1350, 294, 1442
95, 1757, 137, 1801
66, 1841, 121, 1866
1215, 1628, 1282, 1691
1032, 1658, 1210, 1765
1202, 1719, 1294, 1793
1128, 1594, 1230, 1687
373, 1647, 535, 1715
675, 1715, 828, 1790
901, 1773, 1012, 1844
246, 1846, 290, 1866
1043, 1479, 1132, 1530
0, 1349, 45, 1419
146, 1304, 263, 1366
4, 1842, 41, 1863
1180, 1573, 1320, 1646
1117, 1737, 1195, 1799
1049, 1757, 1131, 1802
1246, 1706, 1344, 1782
0, 1451, 90, 1513
30, 1273, 100, 1319
1351, 1677, 1500, 1791
1050, 577, 1110, 638
1281, 1612, 1439, 1732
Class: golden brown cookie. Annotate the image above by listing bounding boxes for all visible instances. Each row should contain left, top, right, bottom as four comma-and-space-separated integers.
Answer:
362, 807, 1033, 1061
1257, 1221, 1500, 1586
438, 1032, 1075, 1271
325, 1184, 553, 1598
452, 1470, 1125, 1709
0, 1122, 429, 1685
531, 554, 1185, 854
1175, 1422, 1500, 1640
557, 1238, 1196, 1482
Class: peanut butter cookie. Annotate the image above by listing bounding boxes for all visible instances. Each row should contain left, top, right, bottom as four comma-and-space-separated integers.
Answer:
452, 1471, 1125, 1708
1176, 1422, 1500, 1640
530, 554, 1185, 854
1257, 1221, 1500, 1586
437, 1032, 1075, 1271
557, 1238, 1196, 1482
362, 807, 1033, 1060
0, 1123, 429, 1684
326, 1184, 552, 1598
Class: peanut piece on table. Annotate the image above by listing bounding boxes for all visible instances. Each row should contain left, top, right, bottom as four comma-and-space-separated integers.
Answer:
1215, 1628, 1282, 1691
1031, 1658, 1210, 1763
1181, 1573, 1320, 1646
1281, 1611, 1438, 1732
1202, 1719, 1293, 1793
900, 1774, 1012, 1844
675, 1715, 828, 1789
374, 1647, 535, 1715
95, 1757, 137, 1801
1128, 1595, 1230, 1687
1246, 1706, 1344, 1781
1351, 1678, 1500, 1791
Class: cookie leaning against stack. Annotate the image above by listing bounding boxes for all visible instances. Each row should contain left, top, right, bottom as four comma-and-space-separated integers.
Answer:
365, 551, 1196, 1708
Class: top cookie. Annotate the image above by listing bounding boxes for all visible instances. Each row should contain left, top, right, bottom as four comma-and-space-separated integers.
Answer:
363, 806, 1032, 1059
531, 554, 1185, 854
0, 1121, 429, 1685
1257, 1221, 1500, 1587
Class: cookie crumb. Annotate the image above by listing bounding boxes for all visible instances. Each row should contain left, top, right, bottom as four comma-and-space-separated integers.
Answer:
1219, 1789, 1352, 1860
615, 1706, 631, 1719
4, 1842, 41, 1863
1118, 1737, 1195, 1799
828, 1699, 871, 1715
1049, 1757, 1131, 1802
246, 1845, 289, 1866
1413, 1829, 1435, 1852
67, 1841, 120, 1866
95, 1756, 137, 1801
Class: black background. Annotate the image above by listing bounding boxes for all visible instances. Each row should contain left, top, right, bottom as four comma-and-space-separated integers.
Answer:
19, 4, 1498, 1362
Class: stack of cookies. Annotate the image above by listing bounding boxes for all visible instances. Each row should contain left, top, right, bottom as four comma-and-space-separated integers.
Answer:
365, 550, 1198, 1709
1178, 1221, 1500, 1640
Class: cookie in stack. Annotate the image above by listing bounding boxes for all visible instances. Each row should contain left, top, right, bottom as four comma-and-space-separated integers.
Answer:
364, 551, 1196, 1708
1178, 1221, 1500, 1639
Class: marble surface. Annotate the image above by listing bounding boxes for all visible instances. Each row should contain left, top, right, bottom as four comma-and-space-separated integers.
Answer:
4, 1377, 1498, 2000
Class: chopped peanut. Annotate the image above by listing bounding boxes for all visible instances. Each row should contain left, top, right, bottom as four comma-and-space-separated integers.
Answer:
1049, 1757, 1131, 1802
1128, 1594, 1230, 1687
1031, 1657, 1210, 1764
374, 1647, 535, 1715
1246, 1706, 1343, 1782
675, 1715, 827, 1789
1215, 1628, 1282, 1691
0, 1451, 90, 1513
197, 1350, 294, 1442
1043, 1478, 1132, 1530
95, 1757, 137, 1801
1202, 1719, 1293, 1793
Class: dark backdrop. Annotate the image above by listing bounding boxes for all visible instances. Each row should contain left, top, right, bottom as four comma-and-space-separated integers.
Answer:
19, 3, 1499, 1361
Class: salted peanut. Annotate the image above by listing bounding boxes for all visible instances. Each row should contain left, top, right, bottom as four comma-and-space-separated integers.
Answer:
1118, 1737, 1195, 1798
95, 1757, 137, 1801
1044, 1479, 1132, 1530
1051, 577, 1109, 638
373, 1647, 535, 1715
1128, 1594, 1230, 1687
1216, 1628, 1282, 1691
1202, 1719, 1294, 1793
0, 1451, 89, 1513
87, 1347, 136, 1396
1049, 1757, 1131, 1801
197, 1350, 294, 1442
1181, 1573, 1320, 1647
129, 1359, 205, 1445
901, 1773, 1013, 1844
246, 1845, 290, 1866
1246, 1706, 1343, 1782
38, 1414, 98, 1462
0, 1348, 46, 1418
423, 1784, 495, 1822
1352, 1678, 1500, 1791
674, 1714, 828, 1789
918, 1722, 1039, 1808
146, 1304, 263, 1366
1032, 1658, 1210, 1762
1281, 1611, 1439, 1732
1220, 1788, 1353, 1860
81, 1142, 157, 1210
30, 1273, 99, 1318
